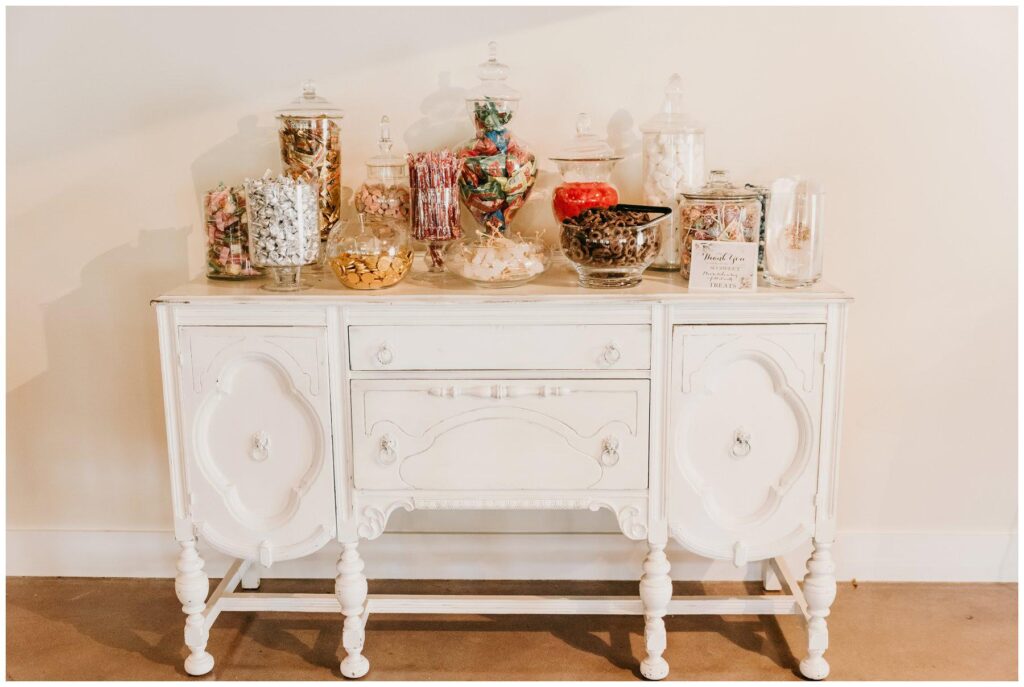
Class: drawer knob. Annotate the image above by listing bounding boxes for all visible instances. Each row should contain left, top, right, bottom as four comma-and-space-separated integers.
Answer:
375, 343, 394, 366
600, 436, 620, 466
251, 431, 271, 462
378, 435, 398, 465
602, 343, 622, 366
731, 429, 752, 458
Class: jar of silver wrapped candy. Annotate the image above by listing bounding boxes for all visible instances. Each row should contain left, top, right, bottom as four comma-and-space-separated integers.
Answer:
245, 173, 321, 292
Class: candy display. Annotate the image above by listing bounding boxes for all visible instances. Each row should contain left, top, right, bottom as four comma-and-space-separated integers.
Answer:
326, 214, 412, 290
408, 150, 463, 275
203, 184, 261, 280
560, 204, 670, 288
354, 116, 411, 221
763, 176, 825, 288
550, 113, 622, 223
678, 170, 761, 280
446, 233, 549, 288
245, 173, 320, 291
641, 74, 705, 270
457, 43, 537, 235
276, 81, 343, 242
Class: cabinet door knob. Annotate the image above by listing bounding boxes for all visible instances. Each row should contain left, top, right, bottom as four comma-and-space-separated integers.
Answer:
251, 431, 271, 462
730, 429, 752, 458
376, 343, 394, 366
600, 436, 620, 466
378, 435, 398, 465
602, 343, 622, 366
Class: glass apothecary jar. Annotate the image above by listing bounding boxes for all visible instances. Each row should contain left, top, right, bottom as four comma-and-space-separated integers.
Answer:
203, 183, 262, 280
640, 74, 705, 270
457, 42, 537, 235
276, 81, 343, 243
678, 170, 761, 280
560, 204, 670, 288
354, 116, 410, 223
445, 231, 550, 288
326, 213, 413, 290
763, 176, 825, 288
550, 113, 622, 223
245, 175, 320, 291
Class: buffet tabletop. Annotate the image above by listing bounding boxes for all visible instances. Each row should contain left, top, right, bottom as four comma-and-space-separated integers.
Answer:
156, 256, 849, 303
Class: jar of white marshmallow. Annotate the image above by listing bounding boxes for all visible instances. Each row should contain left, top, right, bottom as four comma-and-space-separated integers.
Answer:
640, 74, 704, 271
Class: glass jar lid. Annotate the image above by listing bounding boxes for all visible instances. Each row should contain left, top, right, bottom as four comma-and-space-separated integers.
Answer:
366, 115, 406, 173
276, 80, 344, 119
550, 113, 623, 162
681, 170, 759, 201
640, 73, 701, 134
466, 41, 520, 103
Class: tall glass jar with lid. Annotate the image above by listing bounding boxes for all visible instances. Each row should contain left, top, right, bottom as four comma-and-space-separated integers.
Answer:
549, 113, 622, 223
354, 116, 410, 224
276, 80, 343, 245
641, 74, 705, 270
678, 170, 761, 279
457, 42, 537, 235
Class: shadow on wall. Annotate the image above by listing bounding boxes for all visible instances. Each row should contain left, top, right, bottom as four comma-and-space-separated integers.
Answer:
7, 227, 191, 528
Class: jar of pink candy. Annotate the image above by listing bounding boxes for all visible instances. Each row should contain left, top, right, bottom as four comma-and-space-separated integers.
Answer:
353, 115, 410, 222
203, 183, 262, 280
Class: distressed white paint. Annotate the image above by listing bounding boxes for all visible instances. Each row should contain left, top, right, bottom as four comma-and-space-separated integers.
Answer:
152, 274, 850, 679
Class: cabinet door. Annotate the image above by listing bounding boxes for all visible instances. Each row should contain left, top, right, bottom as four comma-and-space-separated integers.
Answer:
667, 324, 825, 564
178, 326, 335, 564
351, 379, 649, 491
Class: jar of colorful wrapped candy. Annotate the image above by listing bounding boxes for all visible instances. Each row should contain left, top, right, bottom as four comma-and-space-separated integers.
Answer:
549, 113, 622, 224
203, 183, 262, 280
354, 115, 410, 223
276, 81, 343, 243
678, 170, 761, 280
457, 42, 537, 235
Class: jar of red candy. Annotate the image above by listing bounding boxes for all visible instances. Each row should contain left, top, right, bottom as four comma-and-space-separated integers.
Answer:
457, 42, 537, 235
549, 113, 622, 223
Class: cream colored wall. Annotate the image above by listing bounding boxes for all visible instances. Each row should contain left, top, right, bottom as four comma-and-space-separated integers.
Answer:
7, 8, 1017, 556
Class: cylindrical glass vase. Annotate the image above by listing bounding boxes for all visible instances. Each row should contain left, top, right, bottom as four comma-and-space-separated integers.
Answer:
245, 175, 321, 291
203, 183, 261, 280
763, 177, 825, 288
408, 151, 463, 278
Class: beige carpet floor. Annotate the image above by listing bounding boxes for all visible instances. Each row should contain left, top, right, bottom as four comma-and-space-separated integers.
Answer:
5, 577, 1017, 681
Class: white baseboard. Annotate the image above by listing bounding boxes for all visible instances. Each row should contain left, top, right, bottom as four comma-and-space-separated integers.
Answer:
5, 529, 1017, 583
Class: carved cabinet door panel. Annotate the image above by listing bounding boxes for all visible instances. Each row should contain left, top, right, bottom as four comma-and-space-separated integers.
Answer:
351, 379, 649, 491
178, 326, 335, 565
667, 324, 826, 565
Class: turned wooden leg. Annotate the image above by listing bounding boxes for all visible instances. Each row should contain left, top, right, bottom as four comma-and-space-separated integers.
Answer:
241, 562, 262, 590
174, 540, 214, 676
799, 540, 837, 680
639, 542, 672, 680
762, 559, 782, 591
336, 542, 370, 679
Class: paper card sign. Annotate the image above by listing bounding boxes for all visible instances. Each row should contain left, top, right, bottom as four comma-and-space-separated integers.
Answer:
688, 240, 758, 292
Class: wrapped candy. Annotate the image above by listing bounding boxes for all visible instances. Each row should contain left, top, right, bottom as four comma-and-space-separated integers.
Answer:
203, 183, 261, 280
457, 43, 538, 235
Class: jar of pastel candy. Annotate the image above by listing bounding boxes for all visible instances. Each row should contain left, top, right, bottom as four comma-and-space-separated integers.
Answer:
678, 170, 761, 280
640, 74, 704, 270
354, 115, 410, 223
549, 113, 622, 224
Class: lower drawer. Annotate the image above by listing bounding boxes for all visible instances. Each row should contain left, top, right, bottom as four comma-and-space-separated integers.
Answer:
351, 378, 650, 490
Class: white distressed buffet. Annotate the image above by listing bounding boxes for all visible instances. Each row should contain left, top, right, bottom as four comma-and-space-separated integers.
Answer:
154, 262, 850, 680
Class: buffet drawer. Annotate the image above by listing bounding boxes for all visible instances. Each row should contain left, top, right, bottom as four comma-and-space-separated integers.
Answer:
348, 324, 651, 371
351, 378, 650, 490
